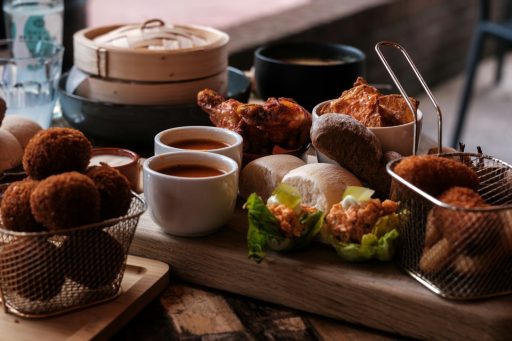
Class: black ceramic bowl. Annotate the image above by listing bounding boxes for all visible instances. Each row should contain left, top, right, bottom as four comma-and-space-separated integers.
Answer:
254, 42, 365, 111
59, 67, 251, 150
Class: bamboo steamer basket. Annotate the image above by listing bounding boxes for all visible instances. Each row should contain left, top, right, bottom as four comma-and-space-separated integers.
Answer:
73, 19, 229, 82
73, 69, 227, 106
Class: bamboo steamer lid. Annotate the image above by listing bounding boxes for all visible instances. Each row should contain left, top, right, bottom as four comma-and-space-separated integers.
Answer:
74, 19, 229, 82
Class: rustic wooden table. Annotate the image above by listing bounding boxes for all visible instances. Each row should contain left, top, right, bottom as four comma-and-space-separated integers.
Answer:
113, 280, 403, 341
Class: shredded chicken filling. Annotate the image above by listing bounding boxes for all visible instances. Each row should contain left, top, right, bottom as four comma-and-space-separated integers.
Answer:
268, 204, 317, 238
325, 199, 398, 243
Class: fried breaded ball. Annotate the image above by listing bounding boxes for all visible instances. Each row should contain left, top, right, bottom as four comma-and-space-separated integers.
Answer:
30, 172, 100, 230
0, 238, 65, 301
0, 178, 45, 232
429, 187, 501, 254
0, 98, 5, 126
62, 230, 125, 289
393, 155, 479, 197
22, 128, 92, 180
86, 165, 132, 219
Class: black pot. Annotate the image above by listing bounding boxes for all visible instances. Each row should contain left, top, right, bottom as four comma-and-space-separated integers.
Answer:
254, 42, 366, 111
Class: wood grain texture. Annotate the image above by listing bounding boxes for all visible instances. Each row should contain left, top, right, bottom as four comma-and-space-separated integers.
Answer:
0, 256, 169, 341
130, 206, 512, 341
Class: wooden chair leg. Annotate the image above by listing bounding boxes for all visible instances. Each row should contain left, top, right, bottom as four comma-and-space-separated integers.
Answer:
451, 30, 486, 147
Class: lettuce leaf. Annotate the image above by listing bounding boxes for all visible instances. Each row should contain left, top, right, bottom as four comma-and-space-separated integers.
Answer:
245, 193, 324, 263
325, 213, 401, 262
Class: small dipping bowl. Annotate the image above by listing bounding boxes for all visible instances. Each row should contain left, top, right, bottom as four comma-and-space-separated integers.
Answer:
143, 151, 239, 237
154, 126, 243, 169
90, 148, 141, 191
312, 100, 423, 160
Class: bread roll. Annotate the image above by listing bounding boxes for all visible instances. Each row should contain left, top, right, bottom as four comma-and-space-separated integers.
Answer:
239, 154, 306, 201
311, 113, 383, 180
0, 129, 23, 172
281, 163, 362, 212
1, 116, 42, 148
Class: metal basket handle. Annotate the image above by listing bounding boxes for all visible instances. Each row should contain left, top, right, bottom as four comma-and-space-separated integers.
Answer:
375, 41, 442, 155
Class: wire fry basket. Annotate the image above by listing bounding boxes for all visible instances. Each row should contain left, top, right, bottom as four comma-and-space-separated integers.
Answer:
376, 41, 512, 299
0, 193, 146, 318
388, 154, 512, 299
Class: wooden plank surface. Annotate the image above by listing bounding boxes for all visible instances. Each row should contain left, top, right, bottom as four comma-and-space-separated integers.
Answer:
130, 206, 512, 341
0, 256, 169, 341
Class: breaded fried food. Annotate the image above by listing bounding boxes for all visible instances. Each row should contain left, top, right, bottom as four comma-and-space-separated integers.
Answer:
318, 77, 418, 127
86, 165, 131, 219
320, 77, 382, 127
30, 172, 100, 230
393, 155, 479, 197
63, 230, 125, 288
0, 178, 45, 232
0, 238, 65, 301
429, 187, 501, 253
0, 98, 5, 126
23, 128, 92, 180
378, 94, 418, 126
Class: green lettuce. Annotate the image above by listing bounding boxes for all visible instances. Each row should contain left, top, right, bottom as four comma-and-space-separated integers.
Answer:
245, 193, 324, 263
323, 213, 401, 262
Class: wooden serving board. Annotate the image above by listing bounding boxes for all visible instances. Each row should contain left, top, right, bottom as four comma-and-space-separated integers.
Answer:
0, 255, 169, 341
130, 205, 512, 341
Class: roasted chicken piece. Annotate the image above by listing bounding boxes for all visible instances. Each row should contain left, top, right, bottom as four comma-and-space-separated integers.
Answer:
318, 77, 418, 127
197, 89, 312, 154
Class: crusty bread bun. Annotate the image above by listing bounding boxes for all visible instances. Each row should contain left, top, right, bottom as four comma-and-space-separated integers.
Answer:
1, 116, 42, 148
0, 129, 23, 172
281, 163, 362, 212
239, 154, 306, 201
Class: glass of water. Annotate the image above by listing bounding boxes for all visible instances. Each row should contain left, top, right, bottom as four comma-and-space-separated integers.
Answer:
0, 39, 63, 128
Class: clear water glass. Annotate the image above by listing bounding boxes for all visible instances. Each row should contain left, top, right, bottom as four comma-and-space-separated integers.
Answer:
0, 39, 63, 128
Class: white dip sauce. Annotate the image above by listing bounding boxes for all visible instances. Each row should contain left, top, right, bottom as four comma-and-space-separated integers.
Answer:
90, 154, 132, 167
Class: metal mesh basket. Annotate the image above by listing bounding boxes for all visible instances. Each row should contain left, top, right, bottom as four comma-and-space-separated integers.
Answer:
0, 193, 146, 317
388, 153, 512, 299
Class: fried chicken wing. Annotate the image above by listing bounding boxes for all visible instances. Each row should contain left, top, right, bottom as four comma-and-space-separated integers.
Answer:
197, 89, 312, 154
197, 89, 273, 153
236, 97, 311, 150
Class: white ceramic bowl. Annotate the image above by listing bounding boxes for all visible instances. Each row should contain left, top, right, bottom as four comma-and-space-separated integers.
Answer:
143, 151, 239, 237
154, 126, 243, 168
312, 100, 423, 160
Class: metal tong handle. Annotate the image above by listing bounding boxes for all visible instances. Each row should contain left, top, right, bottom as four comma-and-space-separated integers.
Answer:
375, 41, 442, 155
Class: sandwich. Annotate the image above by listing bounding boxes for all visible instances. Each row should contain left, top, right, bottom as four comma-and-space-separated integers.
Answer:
321, 186, 401, 262
244, 183, 324, 263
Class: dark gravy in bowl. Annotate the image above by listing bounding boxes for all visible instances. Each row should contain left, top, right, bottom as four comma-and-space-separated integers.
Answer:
167, 138, 230, 151
158, 164, 225, 177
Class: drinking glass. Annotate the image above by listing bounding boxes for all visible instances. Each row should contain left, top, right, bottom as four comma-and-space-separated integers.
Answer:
0, 39, 63, 128
3, 0, 64, 44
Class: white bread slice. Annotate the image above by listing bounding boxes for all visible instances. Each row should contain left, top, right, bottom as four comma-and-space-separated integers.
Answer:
281, 163, 362, 213
239, 154, 306, 201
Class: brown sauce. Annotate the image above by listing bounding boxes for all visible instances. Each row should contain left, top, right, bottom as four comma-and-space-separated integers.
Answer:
157, 164, 225, 177
167, 138, 229, 150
